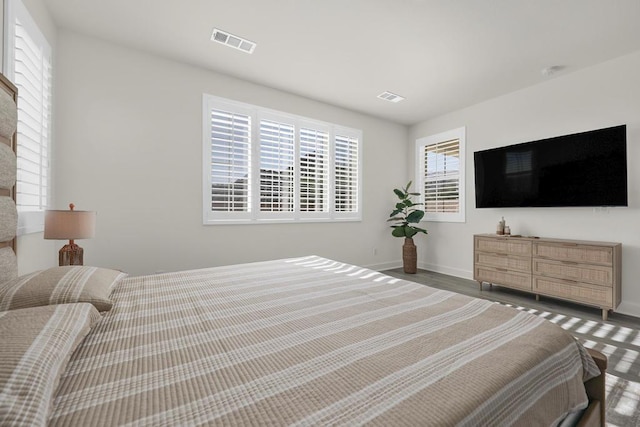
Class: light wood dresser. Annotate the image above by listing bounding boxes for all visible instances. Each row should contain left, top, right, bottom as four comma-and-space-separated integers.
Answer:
473, 234, 621, 320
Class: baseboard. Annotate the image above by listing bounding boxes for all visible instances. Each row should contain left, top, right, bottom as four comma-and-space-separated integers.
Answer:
616, 301, 640, 319
418, 262, 473, 281
365, 261, 402, 271
367, 261, 473, 280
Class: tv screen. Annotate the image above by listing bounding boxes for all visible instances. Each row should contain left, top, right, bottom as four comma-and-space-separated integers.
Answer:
474, 125, 627, 208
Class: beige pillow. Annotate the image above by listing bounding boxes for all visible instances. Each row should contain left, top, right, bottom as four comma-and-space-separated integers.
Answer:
0, 266, 127, 312
0, 303, 100, 426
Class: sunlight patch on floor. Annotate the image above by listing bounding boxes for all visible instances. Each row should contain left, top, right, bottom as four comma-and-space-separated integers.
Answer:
611, 326, 633, 343
555, 316, 581, 330
594, 323, 616, 338
606, 374, 640, 426
576, 320, 599, 334
613, 349, 640, 375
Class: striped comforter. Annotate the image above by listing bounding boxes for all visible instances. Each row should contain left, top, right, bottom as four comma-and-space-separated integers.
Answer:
49, 256, 599, 426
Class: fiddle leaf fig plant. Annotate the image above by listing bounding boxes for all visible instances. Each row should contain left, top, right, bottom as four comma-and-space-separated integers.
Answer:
388, 181, 428, 238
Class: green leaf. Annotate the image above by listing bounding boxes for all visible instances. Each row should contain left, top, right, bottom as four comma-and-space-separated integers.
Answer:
406, 210, 425, 223
391, 227, 406, 238
405, 227, 418, 238
389, 183, 425, 234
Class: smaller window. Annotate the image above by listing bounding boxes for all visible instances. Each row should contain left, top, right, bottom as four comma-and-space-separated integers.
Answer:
416, 127, 465, 223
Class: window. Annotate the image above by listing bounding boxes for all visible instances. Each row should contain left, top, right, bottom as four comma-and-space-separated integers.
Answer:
416, 127, 465, 223
4, 0, 52, 234
203, 94, 362, 224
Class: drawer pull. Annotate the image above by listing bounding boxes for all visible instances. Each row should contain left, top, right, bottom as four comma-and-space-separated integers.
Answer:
561, 261, 578, 265
496, 268, 508, 272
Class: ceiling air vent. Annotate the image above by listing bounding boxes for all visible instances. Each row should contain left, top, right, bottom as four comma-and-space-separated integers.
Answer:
377, 91, 405, 103
211, 28, 256, 54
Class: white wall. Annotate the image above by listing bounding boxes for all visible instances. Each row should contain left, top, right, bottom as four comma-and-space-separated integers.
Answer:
21, 0, 55, 43
53, 30, 408, 275
410, 50, 640, 318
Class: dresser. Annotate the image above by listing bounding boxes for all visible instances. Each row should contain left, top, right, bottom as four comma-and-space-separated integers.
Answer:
473, 234, 621, 320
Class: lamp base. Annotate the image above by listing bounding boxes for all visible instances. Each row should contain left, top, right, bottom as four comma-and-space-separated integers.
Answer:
59, 241, 84, 266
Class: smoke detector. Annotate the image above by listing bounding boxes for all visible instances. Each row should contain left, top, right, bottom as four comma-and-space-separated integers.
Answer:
377, 91, 405, 103
211, 28, 256, 54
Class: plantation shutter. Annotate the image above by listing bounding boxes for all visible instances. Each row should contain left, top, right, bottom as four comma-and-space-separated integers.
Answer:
11, 9, 52, 213
334, 133, 359, 212
423, 138, 460, 213
209, 109, 251, 212
203, 94, 362, 224
299, 127, 329, 212
259, 119, 295, 212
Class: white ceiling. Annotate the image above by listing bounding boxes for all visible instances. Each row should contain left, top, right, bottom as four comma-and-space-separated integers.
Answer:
42, 0, 640, 125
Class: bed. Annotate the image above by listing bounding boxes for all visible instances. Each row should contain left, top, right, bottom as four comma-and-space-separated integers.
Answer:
0, 72, 607, 426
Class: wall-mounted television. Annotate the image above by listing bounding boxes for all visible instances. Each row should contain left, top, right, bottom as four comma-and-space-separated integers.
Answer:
474, 125, 627, 208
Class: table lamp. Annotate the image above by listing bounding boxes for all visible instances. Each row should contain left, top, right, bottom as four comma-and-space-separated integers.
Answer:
44, 203, 96, 266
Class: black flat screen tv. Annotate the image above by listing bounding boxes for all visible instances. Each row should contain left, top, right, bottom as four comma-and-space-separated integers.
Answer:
474, 125, 627, 208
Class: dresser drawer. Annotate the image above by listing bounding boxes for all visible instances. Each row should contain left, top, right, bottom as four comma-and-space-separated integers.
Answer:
475, 252, 531, 273
533, 277, 613, 308
533, 242, 612, 265
475, 266, 532, 291
533, 259, 613, 287
475, 237, 532, 257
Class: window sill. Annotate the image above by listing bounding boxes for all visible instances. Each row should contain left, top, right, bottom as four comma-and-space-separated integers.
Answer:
203, 217, 362, 226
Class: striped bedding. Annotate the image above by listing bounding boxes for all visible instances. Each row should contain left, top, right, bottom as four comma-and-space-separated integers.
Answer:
49, 256, 599, 426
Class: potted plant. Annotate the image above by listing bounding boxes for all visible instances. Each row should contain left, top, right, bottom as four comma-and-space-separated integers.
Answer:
388, 181, 427, 274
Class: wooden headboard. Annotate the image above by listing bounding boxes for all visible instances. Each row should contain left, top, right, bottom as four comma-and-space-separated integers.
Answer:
0, 72, 19, 282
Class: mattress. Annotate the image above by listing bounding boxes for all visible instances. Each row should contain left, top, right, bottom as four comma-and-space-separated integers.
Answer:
49, 256, 599, 426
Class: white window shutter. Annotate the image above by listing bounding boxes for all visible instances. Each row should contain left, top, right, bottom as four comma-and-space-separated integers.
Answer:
4, 0, 53, 234
202, 94, 362, 224
259, 119, 295, 213
423, 138, 460, 213
334, 133, 359, 213
14, 17, 52, 213
209, 109, 251, 212
299, 127, 329, 212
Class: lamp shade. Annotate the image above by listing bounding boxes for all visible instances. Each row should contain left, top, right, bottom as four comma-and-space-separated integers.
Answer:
44, 209, 96, 240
